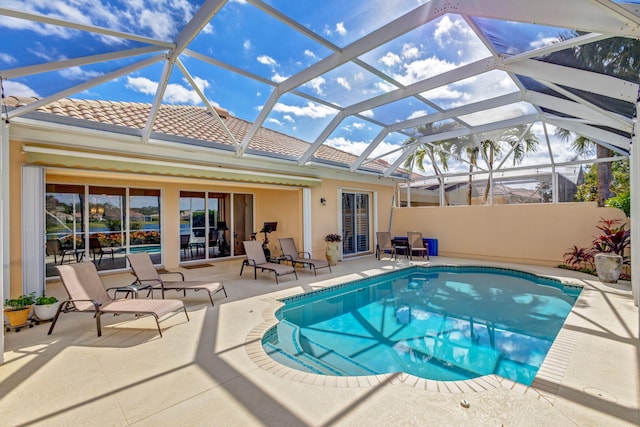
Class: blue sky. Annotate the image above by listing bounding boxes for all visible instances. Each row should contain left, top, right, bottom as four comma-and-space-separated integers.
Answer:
0, 0, 609, 174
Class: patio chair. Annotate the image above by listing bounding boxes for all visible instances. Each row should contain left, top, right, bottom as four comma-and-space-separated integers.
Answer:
180, 234, 191, 256
375, 232, 396, 260
126, 252, 226, 306
278, 237, 331, 275
240, 240, 297, 284
407, 231, 429, 260
46, 238, 75, 264
49, 262, 189, 338
89, 237, 118, 264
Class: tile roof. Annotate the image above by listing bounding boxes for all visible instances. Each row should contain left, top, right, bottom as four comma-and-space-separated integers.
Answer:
6, 96, 397, 175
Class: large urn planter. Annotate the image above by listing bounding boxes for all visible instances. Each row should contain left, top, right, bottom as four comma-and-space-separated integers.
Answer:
325, 242, 341, 266
594, 253, 623, 283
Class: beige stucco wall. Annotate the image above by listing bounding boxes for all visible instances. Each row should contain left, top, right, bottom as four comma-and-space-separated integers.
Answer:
10, 135, 627, 297
391, 203, 628, 266
7, 138, 398, 297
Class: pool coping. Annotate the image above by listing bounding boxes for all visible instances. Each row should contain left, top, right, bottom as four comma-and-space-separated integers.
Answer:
245, 265, 582, 403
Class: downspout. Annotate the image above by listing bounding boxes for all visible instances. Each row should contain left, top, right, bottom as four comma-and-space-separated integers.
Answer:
302, 188, 312, 256
0, 116, 9, 363
631, 95, 639, 308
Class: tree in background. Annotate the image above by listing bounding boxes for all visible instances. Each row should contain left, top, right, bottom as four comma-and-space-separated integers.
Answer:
574, 159, 629, 215
403, 121, 461, 205
546, 33, 638, 206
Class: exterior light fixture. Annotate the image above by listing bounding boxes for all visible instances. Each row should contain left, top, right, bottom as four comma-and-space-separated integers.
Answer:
320, 197, 326, 206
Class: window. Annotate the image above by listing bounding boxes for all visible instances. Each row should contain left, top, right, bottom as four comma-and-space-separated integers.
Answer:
45, 184, 162, 276
179, 191, 252, 261
342, 192, 370, 255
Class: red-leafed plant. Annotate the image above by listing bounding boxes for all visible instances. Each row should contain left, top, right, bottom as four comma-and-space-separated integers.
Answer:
592, 218, 630, 263
563, 245, 594, 271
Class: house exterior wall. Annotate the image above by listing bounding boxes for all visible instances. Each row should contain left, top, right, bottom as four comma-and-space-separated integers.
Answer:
9, 134, 626, 298
7, 139, 397, 297
391, 203, 627, 266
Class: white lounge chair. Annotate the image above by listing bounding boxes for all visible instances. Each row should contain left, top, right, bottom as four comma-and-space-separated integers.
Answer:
241, 240, 297, 284
279, 237, 331, 275
49, 262, 189, 337
126, 252, 226, 306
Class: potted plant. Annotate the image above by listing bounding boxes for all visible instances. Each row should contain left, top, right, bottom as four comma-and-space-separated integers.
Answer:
324, 233, 342, 266
33, 293, 60, 321
4, 292, 36, 331
592, 218, 630, 283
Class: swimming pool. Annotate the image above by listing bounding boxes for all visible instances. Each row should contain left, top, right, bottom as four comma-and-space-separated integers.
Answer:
262, 266, 581, 386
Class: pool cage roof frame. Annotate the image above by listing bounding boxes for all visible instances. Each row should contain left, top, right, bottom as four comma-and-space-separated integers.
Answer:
0, 0, 638, 183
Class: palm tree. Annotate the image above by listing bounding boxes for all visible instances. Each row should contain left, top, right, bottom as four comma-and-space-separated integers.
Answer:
403, 122, 460, 205
464, 126, 539, 205
555, 128, 612, 206
484, 126, 539, 203
464, 144, 480, 205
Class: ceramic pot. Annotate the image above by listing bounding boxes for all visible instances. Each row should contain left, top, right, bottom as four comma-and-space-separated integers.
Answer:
325, 242, 340, 266
34, 301, 61, 321
594, 253, 623, 283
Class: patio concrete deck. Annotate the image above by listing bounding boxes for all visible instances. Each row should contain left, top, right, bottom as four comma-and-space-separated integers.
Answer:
1, 256, 638, 426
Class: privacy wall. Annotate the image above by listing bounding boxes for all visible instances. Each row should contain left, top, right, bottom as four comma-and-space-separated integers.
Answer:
391, 203, 627, 267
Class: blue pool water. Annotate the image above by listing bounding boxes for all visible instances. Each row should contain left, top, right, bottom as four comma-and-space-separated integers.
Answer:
129, 245, 161, 254
262, 266, 581, 385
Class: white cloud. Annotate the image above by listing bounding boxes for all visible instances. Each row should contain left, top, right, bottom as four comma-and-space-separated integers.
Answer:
126, 76, 157, 95
432, 15, 489, 61
352, 122, 366, 130
394, 56, 457, 85
379, 51, 401, 67
272, 101, 336, 119
434, 15, 455, 44
164, 83, 204, 104
306, 76, 326, 95
257, 55, 277, 67
190, 76, 210, 92
139, 9, 177, 40
267, 118, 284, 126
59, 66, 103, 81
375, 81, 397, 93
243, 40, 252, 51
3, 80, 39, 97
0, 52, 17, 64
407, 110, 428, 120
201, 22, 214, 35
530, 35, 560, 50
304, 49, 316, 59
283, 115, 294, 123
325, 136, 401, 162
401, 43, 420, 59
271, 72, 288, 83
360, 110, 374, 118
125, 76, 208, 104
336, 77, 351, 90
336, 22, 347, 36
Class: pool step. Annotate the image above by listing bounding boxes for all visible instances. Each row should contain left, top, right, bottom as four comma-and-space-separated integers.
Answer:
269, 320, 377, 376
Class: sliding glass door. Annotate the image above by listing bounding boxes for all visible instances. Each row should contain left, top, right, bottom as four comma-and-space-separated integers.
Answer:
45, 184, 162, 276
179, 191, 252, 261
341, 191, 370, 256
